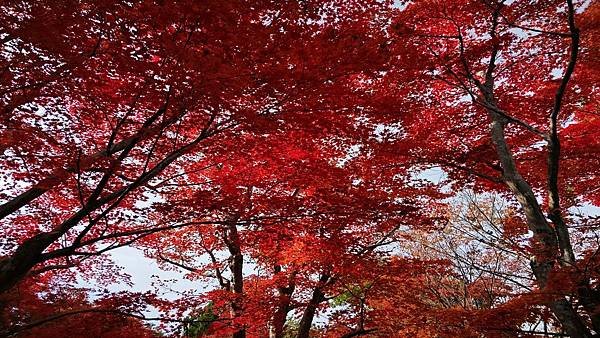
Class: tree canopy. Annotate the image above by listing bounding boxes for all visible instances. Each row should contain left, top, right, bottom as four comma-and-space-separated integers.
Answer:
1, 0, 599, 337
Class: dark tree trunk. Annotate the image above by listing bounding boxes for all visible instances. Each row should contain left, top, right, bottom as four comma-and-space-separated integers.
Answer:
224, 217, 245, 338
296, 273, 329, 338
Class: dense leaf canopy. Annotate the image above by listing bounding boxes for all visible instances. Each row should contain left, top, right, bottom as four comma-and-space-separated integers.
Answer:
0, 0, 599, 337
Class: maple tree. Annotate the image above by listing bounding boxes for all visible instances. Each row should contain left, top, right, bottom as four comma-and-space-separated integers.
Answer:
383, 0, 600, 336
1, 0, 599, 337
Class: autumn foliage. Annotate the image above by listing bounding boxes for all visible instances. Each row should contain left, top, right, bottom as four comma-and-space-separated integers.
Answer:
0, 0, 599, 337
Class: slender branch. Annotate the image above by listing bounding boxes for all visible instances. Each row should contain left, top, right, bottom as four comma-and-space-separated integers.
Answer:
547, 0, 580, 265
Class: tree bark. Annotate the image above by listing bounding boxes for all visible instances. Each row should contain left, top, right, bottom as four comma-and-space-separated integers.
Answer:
296, 273, 329, 338
489, 114, 591, 338
224, 217, 245, 338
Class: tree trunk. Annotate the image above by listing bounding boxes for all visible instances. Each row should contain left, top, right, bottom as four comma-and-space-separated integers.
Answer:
0, 231, 60, 293
224, 217, 245, 338
489, 114, 592, 337
296, 273, 329, 338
